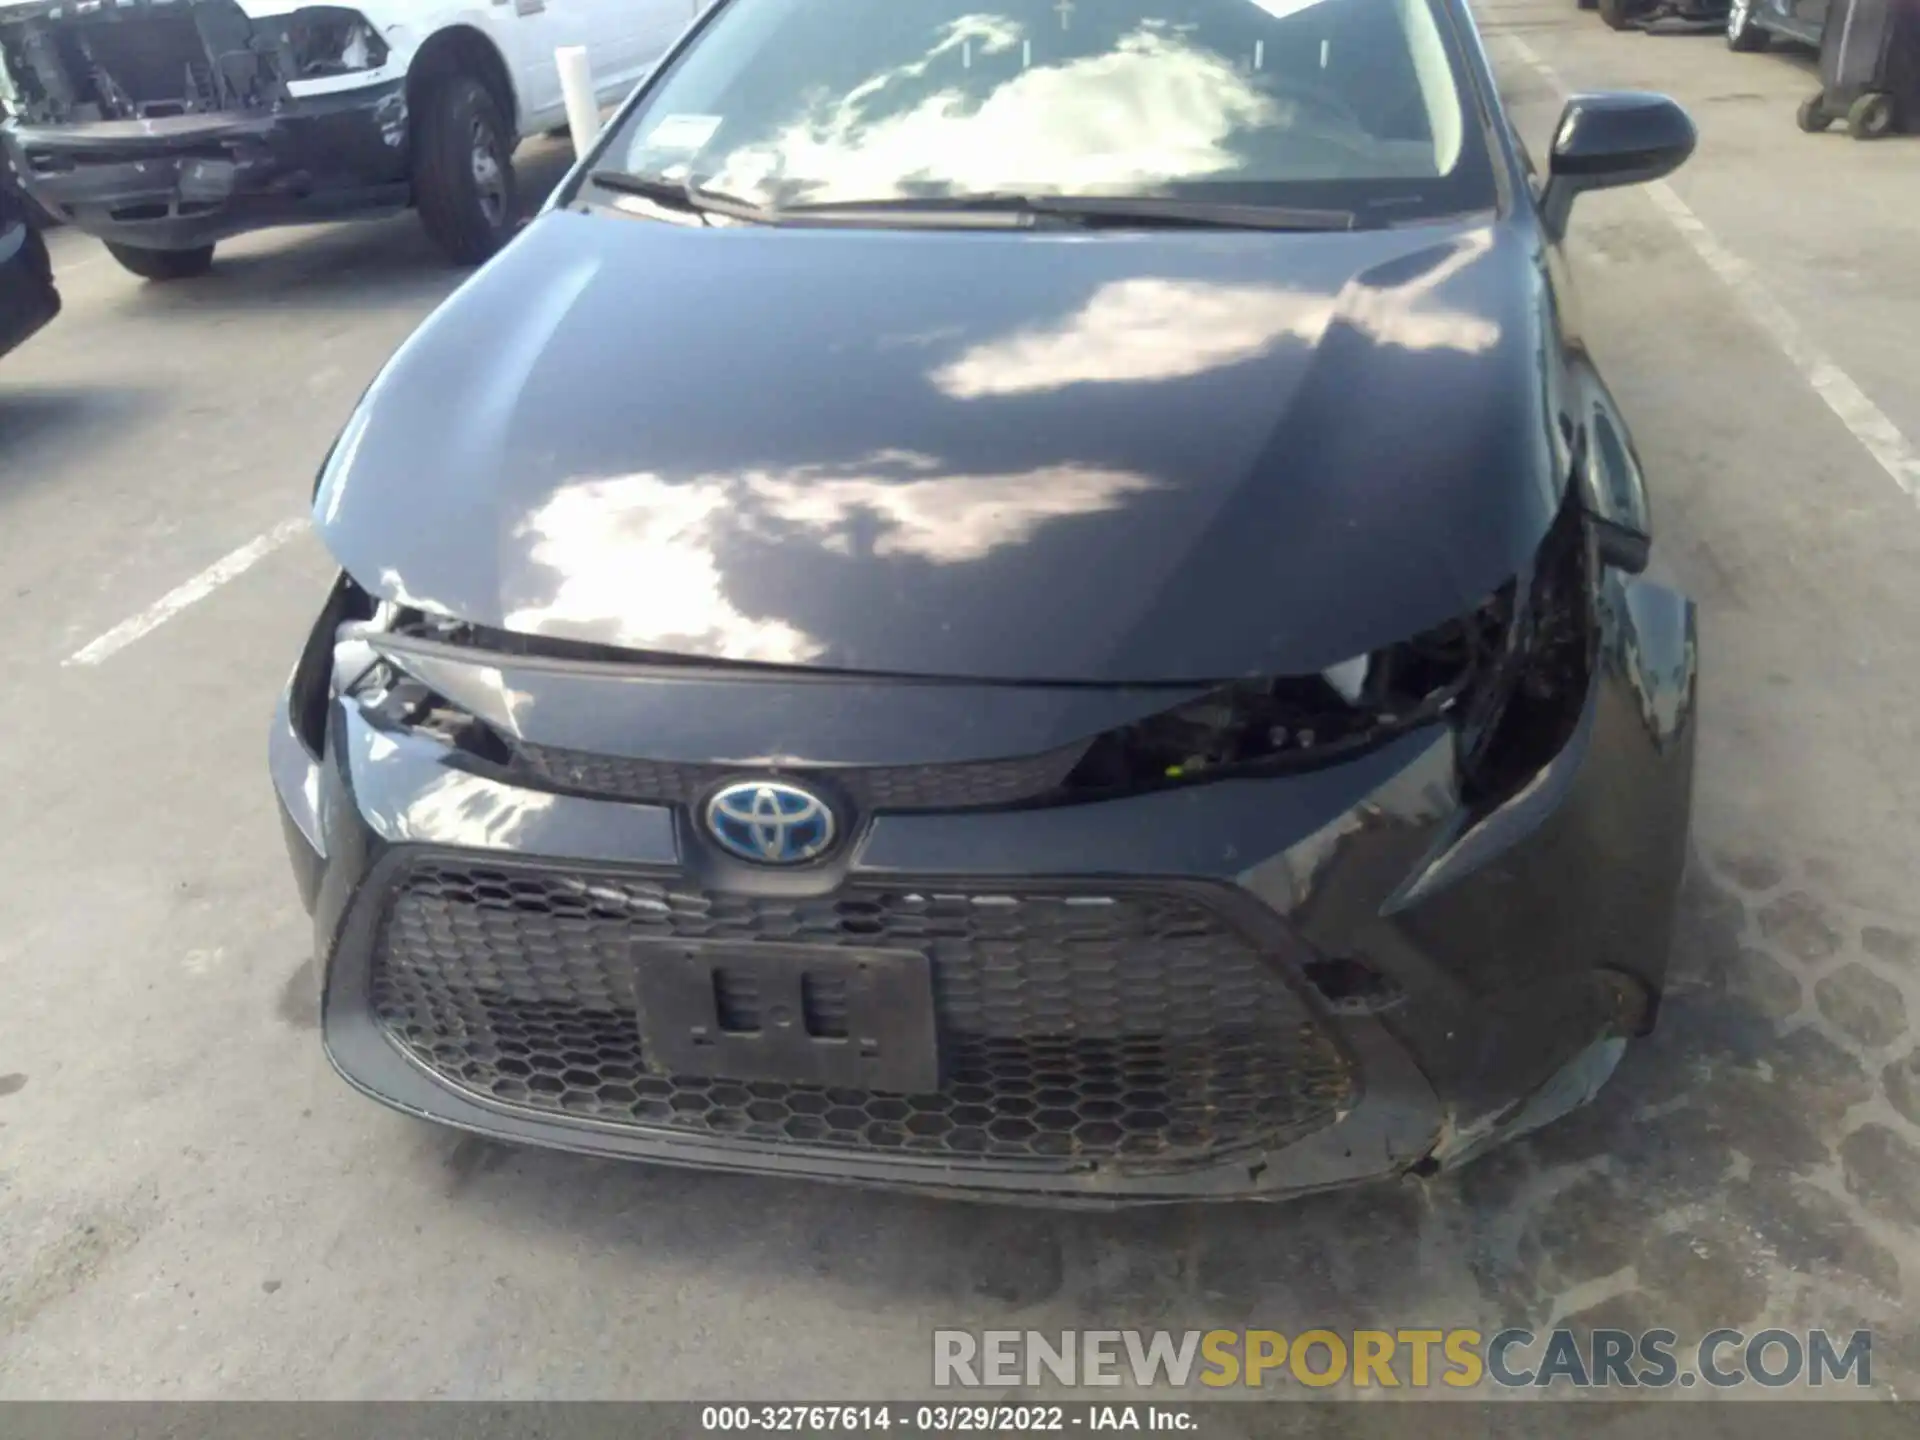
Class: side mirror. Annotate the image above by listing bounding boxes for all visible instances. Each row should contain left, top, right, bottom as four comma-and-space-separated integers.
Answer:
1540, 92, 1696, 241
1594, 520, 1650, 576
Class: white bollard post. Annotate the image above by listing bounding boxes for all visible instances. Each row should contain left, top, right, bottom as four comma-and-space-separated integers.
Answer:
556, 46, 601, 155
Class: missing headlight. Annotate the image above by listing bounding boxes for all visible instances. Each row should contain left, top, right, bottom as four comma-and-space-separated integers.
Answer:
1062, 586, 1517, 797
290, 584, 509, 767
1057, 491, 1602, 805
343, 654, 512, 766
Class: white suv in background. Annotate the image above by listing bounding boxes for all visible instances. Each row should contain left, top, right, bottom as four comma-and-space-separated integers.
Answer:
0, 0, 698, 276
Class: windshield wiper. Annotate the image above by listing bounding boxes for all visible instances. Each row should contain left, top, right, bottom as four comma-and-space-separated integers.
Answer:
587, 169, 773, 224
588, 173, 1039, 229
1031, 195, 1356, 231
586, 175, 1358, 233
783, 193, 1358, 232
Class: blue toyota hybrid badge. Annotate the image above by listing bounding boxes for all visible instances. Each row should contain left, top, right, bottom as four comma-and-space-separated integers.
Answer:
704, 780, 837, 865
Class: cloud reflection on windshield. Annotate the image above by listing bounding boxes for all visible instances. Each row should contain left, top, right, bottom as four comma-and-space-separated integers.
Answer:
703, 24, 1279, 206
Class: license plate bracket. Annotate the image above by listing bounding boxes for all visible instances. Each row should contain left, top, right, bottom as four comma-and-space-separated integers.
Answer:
633, 940, 940, 1095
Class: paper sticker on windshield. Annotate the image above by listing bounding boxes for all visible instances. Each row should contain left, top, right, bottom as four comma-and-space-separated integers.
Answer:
646, 114, 722, 151
1245, 0, 1335, 16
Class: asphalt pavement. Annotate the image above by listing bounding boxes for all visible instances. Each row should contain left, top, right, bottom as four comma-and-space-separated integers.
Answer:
5, 0, 1920, 1403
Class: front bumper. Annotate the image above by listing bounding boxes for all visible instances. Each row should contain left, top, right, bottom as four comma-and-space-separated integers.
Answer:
271, 573, 1697, 1204
2, 82, 409, 250
0, 216, 59, 358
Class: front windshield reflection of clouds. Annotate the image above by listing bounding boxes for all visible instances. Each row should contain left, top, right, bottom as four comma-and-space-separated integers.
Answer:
612, 0, 1490, 218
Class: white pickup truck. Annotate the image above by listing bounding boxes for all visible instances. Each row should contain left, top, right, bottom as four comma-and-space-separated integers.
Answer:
0, 0, 698, 277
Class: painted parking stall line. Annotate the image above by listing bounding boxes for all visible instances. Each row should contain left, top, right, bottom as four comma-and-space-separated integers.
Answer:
63, 515, 309, 668
1498, 34, 1920, 503
1639, 181, 1920, 500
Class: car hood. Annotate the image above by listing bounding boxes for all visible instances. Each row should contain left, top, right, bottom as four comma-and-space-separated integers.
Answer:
314, 207, 1560, 684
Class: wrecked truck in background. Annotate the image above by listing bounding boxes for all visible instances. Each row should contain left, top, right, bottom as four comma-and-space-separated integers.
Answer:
0, 0, 687, 278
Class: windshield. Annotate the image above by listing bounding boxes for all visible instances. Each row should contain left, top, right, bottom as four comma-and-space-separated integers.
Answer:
597, 0, 1496, 224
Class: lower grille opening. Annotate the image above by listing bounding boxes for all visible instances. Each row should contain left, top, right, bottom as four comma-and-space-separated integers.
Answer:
1301, 955, 1404, 1016
801, 972, 850, 1039
712, 969, 761, 1035
367, 861, 1354, 1171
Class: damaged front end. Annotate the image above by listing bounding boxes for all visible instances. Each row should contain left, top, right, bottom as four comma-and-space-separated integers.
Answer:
0, 0, 409, 247
266, 482, 1698, 1201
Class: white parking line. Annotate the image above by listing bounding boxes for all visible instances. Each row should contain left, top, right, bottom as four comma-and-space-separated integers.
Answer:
1501, 35, 1920, 502
44, 229, 106, 277
63, 516, 308, 668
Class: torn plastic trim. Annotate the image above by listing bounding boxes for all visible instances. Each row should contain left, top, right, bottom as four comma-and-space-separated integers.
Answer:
1377, 514, 1597, 912
1379, 668, 1599, 915
1410, 967, 1650, 1174
1414, 1032, 1627, 1175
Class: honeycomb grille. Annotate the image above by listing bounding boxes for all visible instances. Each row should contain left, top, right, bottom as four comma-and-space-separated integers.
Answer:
505, 741, 1084, 812
367, 860, 1353, 1171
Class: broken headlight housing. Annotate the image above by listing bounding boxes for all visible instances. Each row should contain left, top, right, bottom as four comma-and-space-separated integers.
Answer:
1062, 502, 1595, 802
346, 660, 513, 764
1061, 587, 1519, 798
288, 578, 489, 763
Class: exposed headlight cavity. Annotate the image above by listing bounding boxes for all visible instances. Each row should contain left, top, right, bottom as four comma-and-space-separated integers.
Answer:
1063, 587, 1516, 796
1063, 500, 1595, 803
